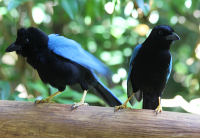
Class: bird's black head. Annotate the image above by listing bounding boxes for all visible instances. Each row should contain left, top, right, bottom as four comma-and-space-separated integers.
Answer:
144, 25, 180, 50
5, 27, 49, 57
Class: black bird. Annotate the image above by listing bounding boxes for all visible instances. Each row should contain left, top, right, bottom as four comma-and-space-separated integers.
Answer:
115, 25, 180, 113
5, 27, 122, 108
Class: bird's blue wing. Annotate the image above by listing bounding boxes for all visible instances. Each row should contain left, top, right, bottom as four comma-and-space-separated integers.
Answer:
48, 34, 111, 77
127, 44, 142, 105
127, 44, 142, 85
129, 44, 142, 66
48, 34, 121, 106
166, 55, 172, 82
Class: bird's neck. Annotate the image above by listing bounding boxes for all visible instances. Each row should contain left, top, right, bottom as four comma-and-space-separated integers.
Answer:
29, 32, 49, 54
142, 41, 171, 51
36, 32, 49, 48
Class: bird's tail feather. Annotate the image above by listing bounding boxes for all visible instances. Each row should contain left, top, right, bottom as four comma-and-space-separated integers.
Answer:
91, 81, 122, 107
142, 93, 159, 110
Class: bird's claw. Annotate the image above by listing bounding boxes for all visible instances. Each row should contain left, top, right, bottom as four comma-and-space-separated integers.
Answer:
114, 104, 131, 112
71, 102, 89, 110
34, 98, 54, 105
155, 105, 162, 115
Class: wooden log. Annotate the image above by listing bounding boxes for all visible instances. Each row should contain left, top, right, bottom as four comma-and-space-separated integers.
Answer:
0, 100, 199, 138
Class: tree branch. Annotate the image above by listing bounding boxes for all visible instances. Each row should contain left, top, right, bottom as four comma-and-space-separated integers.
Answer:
0, 100, 199, 138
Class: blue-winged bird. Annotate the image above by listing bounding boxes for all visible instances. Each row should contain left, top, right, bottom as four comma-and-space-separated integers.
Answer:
6, 27, 122, 109
115, 25, 180, 114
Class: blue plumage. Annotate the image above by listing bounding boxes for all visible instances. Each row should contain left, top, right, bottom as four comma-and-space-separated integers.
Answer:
115, 25, 180, 113
129, 44, 142, 66
127, 44, 172, 92
48, 34, 110, 77
5, 27, 122, 108
127, 44, 142, 86
127, 44, 172, 106
167, 56, 172, 81
47, 34, 121, 106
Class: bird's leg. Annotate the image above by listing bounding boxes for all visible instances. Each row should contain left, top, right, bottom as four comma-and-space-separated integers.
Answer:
34, 91, 62, 105
114, 93, 135, 112
155, 96, 162, 114
72, 90, 89, 109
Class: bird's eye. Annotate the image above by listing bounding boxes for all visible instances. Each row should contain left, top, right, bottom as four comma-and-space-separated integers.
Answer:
159, 31, 163, 36
24, 38, 29, 44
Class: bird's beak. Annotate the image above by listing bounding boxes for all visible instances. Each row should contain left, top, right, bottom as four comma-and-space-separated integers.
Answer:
5, 43, 22, 52
165, 32, 180, 41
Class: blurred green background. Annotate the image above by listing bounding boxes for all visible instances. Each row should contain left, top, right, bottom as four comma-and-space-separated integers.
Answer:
0, 0, 200, 114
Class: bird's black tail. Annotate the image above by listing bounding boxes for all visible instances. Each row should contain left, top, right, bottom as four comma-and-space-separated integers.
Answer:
142, 93, 159, 110
91, 81, 122, 107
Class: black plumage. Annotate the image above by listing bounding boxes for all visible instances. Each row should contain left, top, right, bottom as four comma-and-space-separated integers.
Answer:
115, 25, 180, 113
5, 27, 122, 108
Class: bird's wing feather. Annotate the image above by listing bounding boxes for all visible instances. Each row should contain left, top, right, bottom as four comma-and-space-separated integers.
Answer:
129, 44, 142, 66
166, 55, 172, 82
47, 34, 122, 106
127, 44, 142, 105
90, 72, 122, 106
127, 44, 142, 83
48, 34, 111, 77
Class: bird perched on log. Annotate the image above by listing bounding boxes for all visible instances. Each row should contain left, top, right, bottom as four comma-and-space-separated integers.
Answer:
115, 25, 180, 114
5, 27, 122, 109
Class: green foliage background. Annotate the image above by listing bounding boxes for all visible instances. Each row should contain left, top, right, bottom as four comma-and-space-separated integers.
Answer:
0, 0, 200, 113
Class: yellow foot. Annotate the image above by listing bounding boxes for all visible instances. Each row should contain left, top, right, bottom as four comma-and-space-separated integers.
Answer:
114, 104, 131, 112
155, 104, 162, 114
71, 101, 89, 109
34, 98, 54, 105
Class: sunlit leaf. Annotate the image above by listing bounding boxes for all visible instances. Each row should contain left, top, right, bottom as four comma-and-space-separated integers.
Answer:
184, 74, 193, 87
85, 93, 101, 103
190, 0, 200, 13
7, 0, 31, 11
27, 81, 48, 98
174, 62, 188, 74
55, 98, 74, 104
0, 81, 10, 100
54, 86, 81, 98
55, 90, 80, 98
61, 0, 78, 20
178, 44, 191, 58
132, 99, 143, 109
8, 91, 28, 101
72, 92, 86, 102
110, 86, 124, 97
85, 0, 104, 19
28, 97, 36, 102
135, 0, 150, 16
